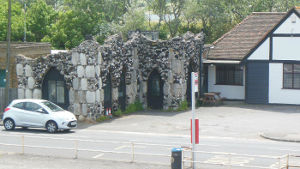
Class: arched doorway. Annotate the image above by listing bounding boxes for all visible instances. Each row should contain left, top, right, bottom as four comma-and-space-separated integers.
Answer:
147, 69, 164, 109
42, 68, 69, 109
104, 73, 112, 110
118, 68, 126, 111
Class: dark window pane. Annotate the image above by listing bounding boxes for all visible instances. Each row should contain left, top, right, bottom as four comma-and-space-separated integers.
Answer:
13, 102, 25, 109
284, 64, 293, 73
294, 64, 300, 73
25, 102, 42, 111
216, 65, 242, 85
56, 81, 65, 104
48, 81, 56, 102
293, 74, 300, 88
283, 73, 293, 88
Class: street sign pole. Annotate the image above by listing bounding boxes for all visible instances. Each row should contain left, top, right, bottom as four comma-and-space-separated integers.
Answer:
191, 72, 196, 169
5, 0, 12, 108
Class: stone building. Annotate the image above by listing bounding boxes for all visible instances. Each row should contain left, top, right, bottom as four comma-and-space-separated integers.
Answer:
0, 42, 51, 88
16, 32, 204, 120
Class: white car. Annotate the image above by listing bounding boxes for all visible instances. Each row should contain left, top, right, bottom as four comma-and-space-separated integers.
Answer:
2, 99, 77, 133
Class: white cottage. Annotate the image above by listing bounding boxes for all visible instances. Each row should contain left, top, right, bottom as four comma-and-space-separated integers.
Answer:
205, 7, 300, 104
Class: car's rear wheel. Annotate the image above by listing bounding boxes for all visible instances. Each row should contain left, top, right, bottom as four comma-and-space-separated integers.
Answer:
46, 121, 57, 133
4, 119, 15, 130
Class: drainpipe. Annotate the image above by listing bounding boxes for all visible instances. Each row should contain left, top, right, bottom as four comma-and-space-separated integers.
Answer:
199, 34, 205, 98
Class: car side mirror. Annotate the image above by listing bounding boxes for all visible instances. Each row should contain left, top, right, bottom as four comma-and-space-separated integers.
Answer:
37, 108, 48, 114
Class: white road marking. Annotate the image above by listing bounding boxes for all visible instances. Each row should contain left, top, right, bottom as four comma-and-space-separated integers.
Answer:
93, 153, 104, 158
114, 145, 146, 150
204, 155, 254, 166
114, 145, 128, 150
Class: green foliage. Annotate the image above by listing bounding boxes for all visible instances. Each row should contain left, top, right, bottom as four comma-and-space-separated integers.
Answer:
124, 101, 144, 114
112, 109, 123, 117
2, 0, 299, 49
96, 115, 109, 122
110, 3, 147, 39
0, 0, 24, 41
177, 100, 189, 111
27, 0, 56, 42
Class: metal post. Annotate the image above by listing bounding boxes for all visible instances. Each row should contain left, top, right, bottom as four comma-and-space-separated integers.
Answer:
74, 140, 78, 159
278, 157, 281, 169
5, 0, 12, 108
21, 135, 24, 155
23, 0, 26, 42
182, 149, 185, 169
131, 142, 135, 163
191, 72, 196, 169
286, 154, 289, 169
228, 153, 232, 169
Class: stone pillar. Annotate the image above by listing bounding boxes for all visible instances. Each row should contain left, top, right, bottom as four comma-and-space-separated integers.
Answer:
128, 48, 138, 104
170, 48, 185, 109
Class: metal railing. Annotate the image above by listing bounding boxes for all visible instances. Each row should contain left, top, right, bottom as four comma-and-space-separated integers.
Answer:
0, 133, 300, 168
0, 133, 173, 165
182, 147, 300, 169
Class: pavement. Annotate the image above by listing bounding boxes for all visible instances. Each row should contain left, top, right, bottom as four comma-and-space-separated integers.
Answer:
0, 153, 167, 169
73, 101, 300, 143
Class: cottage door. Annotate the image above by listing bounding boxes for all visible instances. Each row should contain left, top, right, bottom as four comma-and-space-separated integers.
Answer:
147, 70, 164, 109
42, 68, 69, 110
118, 70, 126, 111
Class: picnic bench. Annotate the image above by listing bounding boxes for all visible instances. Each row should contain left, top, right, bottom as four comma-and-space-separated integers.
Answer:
201, 92, 223, 105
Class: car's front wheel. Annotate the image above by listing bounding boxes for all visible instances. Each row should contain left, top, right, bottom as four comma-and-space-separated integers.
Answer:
46, 121, 57, 133
4, 118, 15, 130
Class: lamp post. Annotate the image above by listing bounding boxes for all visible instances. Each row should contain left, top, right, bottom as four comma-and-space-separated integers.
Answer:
5, 0, 12, 107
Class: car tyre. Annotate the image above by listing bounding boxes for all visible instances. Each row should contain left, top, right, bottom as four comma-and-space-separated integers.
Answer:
4, 119, 15, 130
46, 121, 58, 133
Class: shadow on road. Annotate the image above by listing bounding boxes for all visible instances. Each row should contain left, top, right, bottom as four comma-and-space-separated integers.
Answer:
221, 101, 300, 114
1, 127, 75, 134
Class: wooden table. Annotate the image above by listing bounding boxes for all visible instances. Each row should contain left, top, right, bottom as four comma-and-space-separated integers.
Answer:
202, 92, 222, 105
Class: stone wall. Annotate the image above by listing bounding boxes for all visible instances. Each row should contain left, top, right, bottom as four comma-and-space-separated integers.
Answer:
16, 32, 204, 119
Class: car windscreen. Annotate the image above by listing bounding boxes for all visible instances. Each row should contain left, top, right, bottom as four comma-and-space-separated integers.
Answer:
42, 101, 64, 112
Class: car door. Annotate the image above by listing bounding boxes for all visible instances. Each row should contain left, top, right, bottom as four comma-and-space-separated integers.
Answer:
10, 102, 26, 126
23, 102, 48, 127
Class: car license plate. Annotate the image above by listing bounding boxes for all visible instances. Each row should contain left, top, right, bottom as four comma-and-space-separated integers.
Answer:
71, 121, 77, 126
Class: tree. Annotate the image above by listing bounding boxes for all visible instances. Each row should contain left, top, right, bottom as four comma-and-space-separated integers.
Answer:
26, 0, 56, 42
110, 2, 147, 39
0, 0, 24, 41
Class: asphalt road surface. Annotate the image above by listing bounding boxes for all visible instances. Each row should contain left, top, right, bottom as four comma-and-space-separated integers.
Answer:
0, 127, 300, 168
1, 104, 300, 168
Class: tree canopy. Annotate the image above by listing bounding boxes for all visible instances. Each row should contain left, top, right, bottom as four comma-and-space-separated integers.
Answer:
1, 0, 299, 49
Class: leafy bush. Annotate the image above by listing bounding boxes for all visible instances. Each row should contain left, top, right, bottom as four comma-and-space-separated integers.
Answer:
124, 101, 144, 114
96, 115, 109, 122
113, 109, 123, 117
177, 100, 189, 111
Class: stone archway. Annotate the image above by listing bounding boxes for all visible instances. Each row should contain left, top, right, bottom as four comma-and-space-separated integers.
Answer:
147, 69, 164, 109
42, 67, 69, 109
118, 68, 127, 111
104, 73, 112, 110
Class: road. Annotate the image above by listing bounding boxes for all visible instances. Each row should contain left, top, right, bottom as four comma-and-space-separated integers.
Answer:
0, 127, 300, 168
1, 104, 300, 168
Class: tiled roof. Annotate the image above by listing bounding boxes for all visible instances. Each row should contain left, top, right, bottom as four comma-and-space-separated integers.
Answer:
296, 6, 300, 14
207, 12, 286, 60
